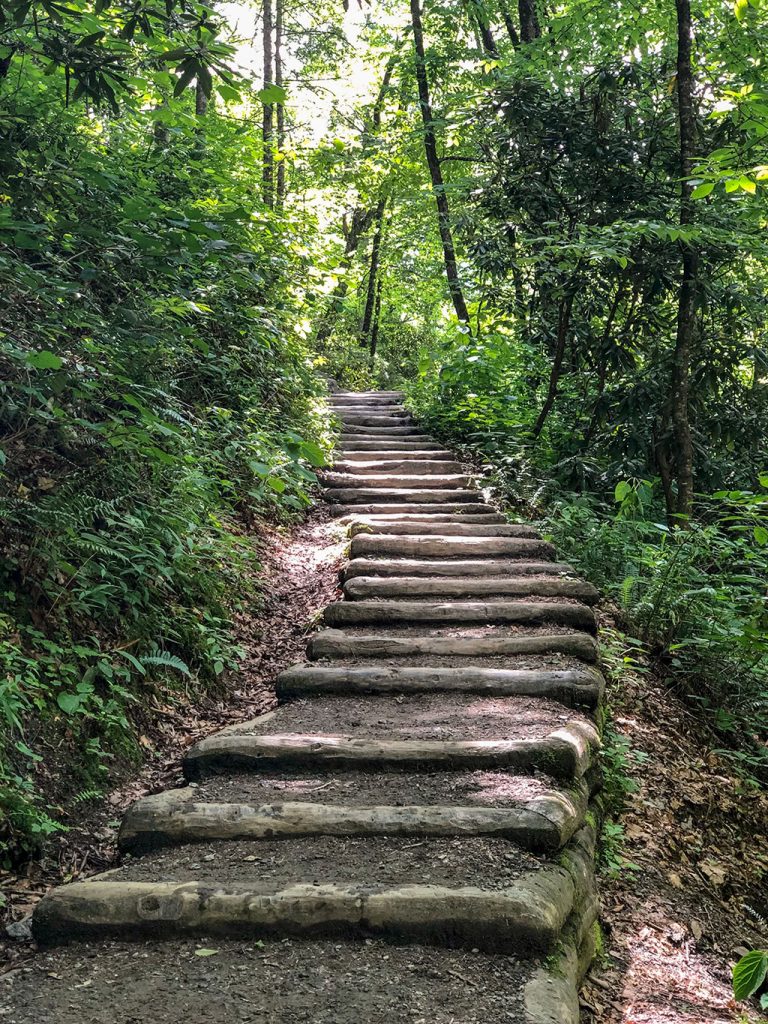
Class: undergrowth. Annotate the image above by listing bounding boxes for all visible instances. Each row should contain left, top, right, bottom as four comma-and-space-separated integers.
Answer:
0, 88, 332, 865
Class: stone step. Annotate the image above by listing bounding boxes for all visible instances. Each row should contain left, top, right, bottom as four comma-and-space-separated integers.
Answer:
340, 440, 446, 451
335, 414, 412, 427
32, 832, 586, 953
350, 534, 554, 558
276, 664, 604, 708
340, 450, 456, 462
341, 424, 427, 437
183, 698, 598, 781
344, 557, 573, 578
344, 512, 508, 525
328, 489, 482, 505
309, 628, 599, 663
119, 771, 589, 854
324, 473, 472, 490
323, 600, 596, 633
334, 459, 464, 475
330, 403, 405, 412
348, 520, 538, 537
332, 502, 495, 517
332, 390, 404, 401
343, 576, 599, 604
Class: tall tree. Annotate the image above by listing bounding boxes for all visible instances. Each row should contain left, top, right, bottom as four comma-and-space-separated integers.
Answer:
670, 0, 698, 520
410, 0, 471, 327
361, 197, 387, 346
262, 0, 275, 207
275, 0, 286, 205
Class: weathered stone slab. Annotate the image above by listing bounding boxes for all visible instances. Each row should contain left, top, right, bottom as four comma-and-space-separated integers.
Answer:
324, 473, 472, 490
334, 459, 464, 475
183, 727, 597, 781
309, 629, 599, 663
348, 521, 539, 537
341, 424, 427, 436
343, 557, 573, 578
329, 489, 482, 505
343, 576, 599, 603
349, 535, 555, 557
323, 600, 596, 634
276, 664, 604, 708
32, 870, 575, 952
118, 788, 585, 854
332, 503, 494, 517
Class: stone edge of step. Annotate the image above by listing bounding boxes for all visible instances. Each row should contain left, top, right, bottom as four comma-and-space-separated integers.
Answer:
275, 664, 605, 708
181, 722, 599, 782
117, 781, 590, 856
32, 831, 593, 953
321, 599, 597, 634
308, 628, 600, 663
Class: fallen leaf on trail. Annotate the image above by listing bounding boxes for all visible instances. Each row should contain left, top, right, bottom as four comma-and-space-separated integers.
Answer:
195, 948, 219, 957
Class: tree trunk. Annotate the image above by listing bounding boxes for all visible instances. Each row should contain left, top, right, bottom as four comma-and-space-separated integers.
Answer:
500, 2, 520, 45
671, 0, 698, 520
370, 277, 383, 363
262, 0, 274, 208
581, 279, 626, 448
410, 0, 471, 328
275, 0, 286, 205
518, 0, 540, 42
469, 0, 498, 56
532, 295, 572, 438
361, 197, 387, 345
315, 209, 375, 344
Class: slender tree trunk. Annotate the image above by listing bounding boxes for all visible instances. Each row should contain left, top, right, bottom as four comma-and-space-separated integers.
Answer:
532, 295, 573, 437
500, 2, 520, 45
361, 197, 387, 345
275, 0, 286, 205
518, 0, 540, 41
581, 280, 626, 448
370, 278, 383, 363
671, 0, 698, 520
191, 77, 209, 158
410, 0, 471, 327
469, 0, 498, 56
262, 0, 274, 207
315, 209, 374, 343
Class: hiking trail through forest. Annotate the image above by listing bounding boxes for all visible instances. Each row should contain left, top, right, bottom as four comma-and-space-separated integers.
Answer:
2, 394, 765, 1023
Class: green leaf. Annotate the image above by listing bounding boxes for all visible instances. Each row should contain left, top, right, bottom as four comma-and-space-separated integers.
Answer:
57, 693, 82, 714
194, 948, 220, 957
733, 950, 768, 1000
27, 351, 63, 370
691, 182, 714, 199
753, 525, 768, 546
299, 440, 327, 467
257, 84, 286, 105
267, 476, 286, 493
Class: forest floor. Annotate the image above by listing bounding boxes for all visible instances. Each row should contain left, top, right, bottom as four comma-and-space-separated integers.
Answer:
2, 505, 767, 1023
581, 618, 768, 1024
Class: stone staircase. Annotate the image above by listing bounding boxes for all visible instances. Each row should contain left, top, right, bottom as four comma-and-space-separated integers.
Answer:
29, 390, 602, 1023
